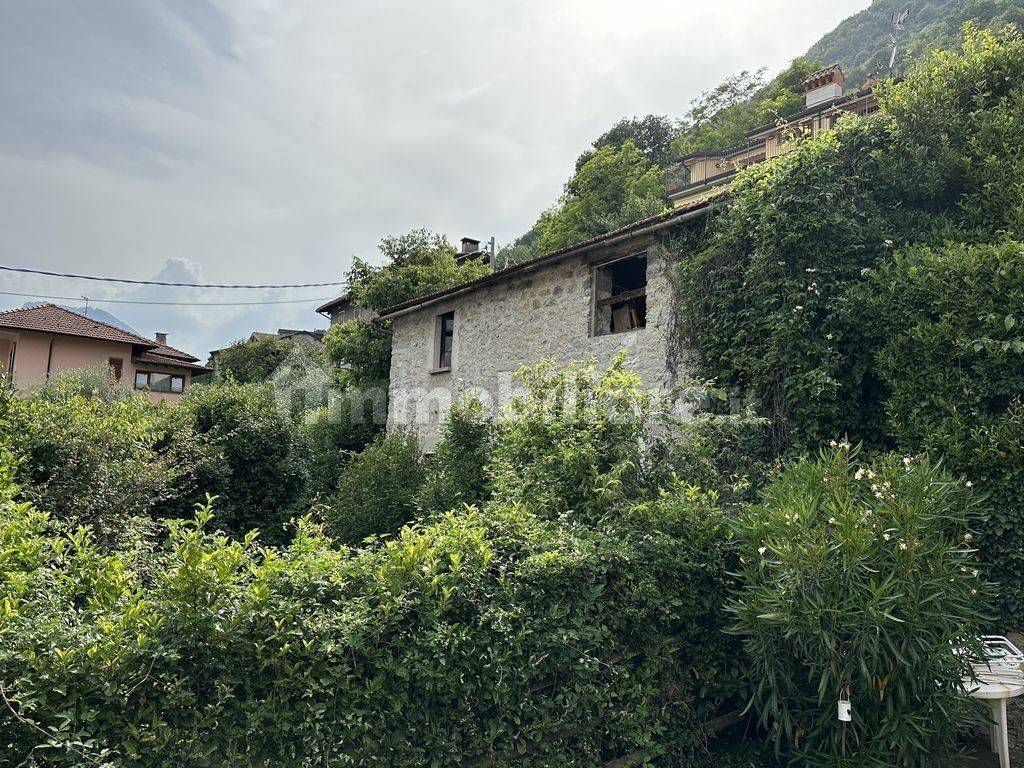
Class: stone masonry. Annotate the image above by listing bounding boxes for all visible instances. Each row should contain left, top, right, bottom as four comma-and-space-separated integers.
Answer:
385, 233, 687, 451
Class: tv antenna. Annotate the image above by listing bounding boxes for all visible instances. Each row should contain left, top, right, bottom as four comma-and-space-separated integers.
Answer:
889, 8, 910, 73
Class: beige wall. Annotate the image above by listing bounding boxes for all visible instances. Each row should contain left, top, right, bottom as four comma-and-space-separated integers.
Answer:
0, 329, 192, 403
386, 236, 691, 450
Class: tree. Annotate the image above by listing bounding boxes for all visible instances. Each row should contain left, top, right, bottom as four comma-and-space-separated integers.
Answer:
672, 59, 821, 159
214, 335, 293, 383
573, 114, 678, 176
534, 141, 666, 254
324, 229, 490, 388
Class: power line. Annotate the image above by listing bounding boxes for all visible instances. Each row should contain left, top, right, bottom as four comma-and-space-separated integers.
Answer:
0, 290, 331, 307
0, 264, 345, 289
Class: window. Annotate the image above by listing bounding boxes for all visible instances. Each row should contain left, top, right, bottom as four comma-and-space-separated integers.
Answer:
593, 254, 647, 335
134, 370, 185, 393
108, 357, 123, 381
435, 311, 455, 370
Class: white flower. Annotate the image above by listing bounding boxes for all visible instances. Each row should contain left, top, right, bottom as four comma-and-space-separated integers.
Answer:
965, 481, 974, 488
758, 546, 767, 556
854, 468, 866, 480
899, 542, 908, 551
794, 305, 804, 311
964, 533, 974, 543
826, 333, 834, 340
903, 457, 912, 467
884, 239, 894, 247
828, 517, 837, 525
883, 532, 891, 541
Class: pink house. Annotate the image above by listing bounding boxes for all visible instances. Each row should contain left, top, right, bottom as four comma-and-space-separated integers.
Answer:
0, 304, 210, 403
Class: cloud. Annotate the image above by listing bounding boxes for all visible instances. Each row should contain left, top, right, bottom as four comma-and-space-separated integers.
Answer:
0, 0, 869, 356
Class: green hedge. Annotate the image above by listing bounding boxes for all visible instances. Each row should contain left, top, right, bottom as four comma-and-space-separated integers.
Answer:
0, 478, 739, 768
868, 241, 1024, 622
0, 358, 745, 767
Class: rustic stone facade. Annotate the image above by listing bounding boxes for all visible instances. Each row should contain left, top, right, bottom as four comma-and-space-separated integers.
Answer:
385, 233, 687, 451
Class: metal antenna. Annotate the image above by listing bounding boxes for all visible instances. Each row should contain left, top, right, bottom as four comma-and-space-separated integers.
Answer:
889, 8, 910, 73
82, 296, 90, 317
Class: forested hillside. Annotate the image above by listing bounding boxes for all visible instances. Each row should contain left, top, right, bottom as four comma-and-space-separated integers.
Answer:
808, 0, 1024, 86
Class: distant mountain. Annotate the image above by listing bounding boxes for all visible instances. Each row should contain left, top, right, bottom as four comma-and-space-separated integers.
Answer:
23, 302, 140, 336
807, 0, 1024, 87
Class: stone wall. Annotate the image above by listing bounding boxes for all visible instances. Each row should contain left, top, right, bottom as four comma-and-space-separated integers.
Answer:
386, 234, 687, 450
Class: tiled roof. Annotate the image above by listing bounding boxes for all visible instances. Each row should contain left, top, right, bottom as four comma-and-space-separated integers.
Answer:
316, 293, 351, 314
133, 351, 211, 372
0, 304, 206, 365
378, 195, 719, 318
0, 304, 157, 347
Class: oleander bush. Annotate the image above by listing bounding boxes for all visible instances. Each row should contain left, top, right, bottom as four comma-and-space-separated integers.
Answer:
0, 357, 744, 768
729, 446, 994, 767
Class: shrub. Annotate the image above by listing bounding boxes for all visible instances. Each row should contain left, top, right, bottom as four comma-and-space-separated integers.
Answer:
419, 396, 493, 513
867, 240, 1024, 622
168, 381, 305, 540
0, 358, 743, 766
322, 431, 425, 543
213, 335, 293, 383
1, 370, 176, 543
729, 446, 993, 767
487, 355, 658, 523
295, 393, 382, 500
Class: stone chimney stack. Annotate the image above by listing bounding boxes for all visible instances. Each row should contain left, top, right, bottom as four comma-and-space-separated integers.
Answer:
804, 65, 845, 108
460, 237, 481, 255
155, 332, 168, 345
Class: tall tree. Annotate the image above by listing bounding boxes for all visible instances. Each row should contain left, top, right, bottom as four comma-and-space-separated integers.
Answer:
533, 140, 666, 254
324, 229, 490, 387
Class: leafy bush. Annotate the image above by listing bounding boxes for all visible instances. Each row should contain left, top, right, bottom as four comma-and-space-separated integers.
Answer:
487, 355, 659, 523
322, 430, 425, 543
0, 357, 743, 767
867, 240, 1024, 622
295, 397, 382, 500
419, 396, 493, 514
0, 370, 177, 543
168, 381, 306, 540
729, 446, 993, 767
213, 335, 293, 383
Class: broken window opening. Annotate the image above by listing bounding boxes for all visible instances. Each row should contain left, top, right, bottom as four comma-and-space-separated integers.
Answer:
593, 254, 648, 336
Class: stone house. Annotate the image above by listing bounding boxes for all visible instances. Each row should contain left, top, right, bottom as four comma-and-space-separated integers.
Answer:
0, 304, 210, 403
378, 200, 717, 450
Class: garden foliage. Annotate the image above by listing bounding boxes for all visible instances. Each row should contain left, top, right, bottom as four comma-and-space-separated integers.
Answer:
730, 446, 993, 767
0, 358, 743, 768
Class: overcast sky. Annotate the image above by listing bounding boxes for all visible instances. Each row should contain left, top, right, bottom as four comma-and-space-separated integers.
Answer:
0, 0, 869, 357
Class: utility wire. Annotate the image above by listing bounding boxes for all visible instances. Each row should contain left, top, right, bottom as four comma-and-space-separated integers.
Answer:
0, 264, 345, 289
0, 290, 331, 307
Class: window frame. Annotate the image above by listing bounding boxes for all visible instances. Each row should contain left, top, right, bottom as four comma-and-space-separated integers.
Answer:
433, 311, 455, 372
134, 370, 185, 394
591, 251, 649, 337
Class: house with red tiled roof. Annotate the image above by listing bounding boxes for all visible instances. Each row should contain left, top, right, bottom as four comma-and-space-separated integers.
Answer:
0, 304, 210, 403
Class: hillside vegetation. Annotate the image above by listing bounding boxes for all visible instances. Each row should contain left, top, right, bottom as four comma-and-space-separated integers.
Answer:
808, 0, 1024, 86
501, 0, 1024, 264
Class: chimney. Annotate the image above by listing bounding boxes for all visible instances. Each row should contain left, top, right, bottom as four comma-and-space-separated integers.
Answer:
460, 236, 481, 255
155, 332, 168, 345
804, 65, 845, 108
